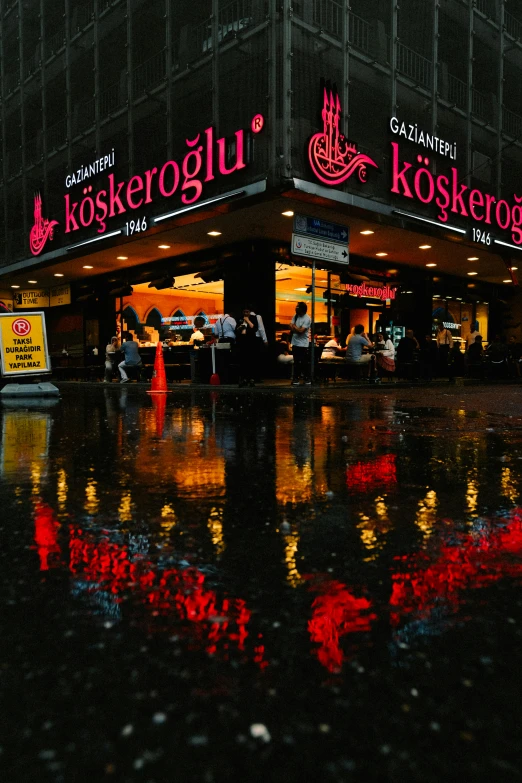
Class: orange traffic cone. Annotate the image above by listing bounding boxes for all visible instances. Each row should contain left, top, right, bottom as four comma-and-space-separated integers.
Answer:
147, 341, 169, 394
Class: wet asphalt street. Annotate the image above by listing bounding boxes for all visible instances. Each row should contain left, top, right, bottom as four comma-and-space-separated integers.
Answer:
2, 383, 522, 782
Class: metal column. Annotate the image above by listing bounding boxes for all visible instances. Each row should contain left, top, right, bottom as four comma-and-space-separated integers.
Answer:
391, 0, 398, 116
94, 0, 100, 155
165, 0, 173, 160
39, 0, 48, 207
497, 0, 505, 198
268, 0, 278, 185
432, 0, 439, 137
282, 0, 292, 180
65, 0, 72, 170
126, 0, 134, 174
211, 0, 219, 134
342, 0, 350, 138
466, 1, 474, 187
18, 0, 27, 237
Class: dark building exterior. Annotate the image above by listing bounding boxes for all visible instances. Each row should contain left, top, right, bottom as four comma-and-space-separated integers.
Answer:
1, 0, 522, 362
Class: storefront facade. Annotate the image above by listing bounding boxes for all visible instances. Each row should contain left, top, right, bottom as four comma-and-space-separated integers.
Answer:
1, 0, 521, 363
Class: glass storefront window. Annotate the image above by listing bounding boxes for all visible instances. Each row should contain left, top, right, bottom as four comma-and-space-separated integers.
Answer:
432, 297, 489, 350
122, 273, 224, 346
275, 264, 339, 335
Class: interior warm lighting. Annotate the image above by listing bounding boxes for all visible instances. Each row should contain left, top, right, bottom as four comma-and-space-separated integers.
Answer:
467, 271, 478, 276
117, 256, 128, 260
158, 244, 171, 249
376, 252, 388, 257
388, 269, 398, 274
511, 266, 518, 271
360, 230, 374, 235
419, 245, 431, 249
28, 280, 37, 283
83, 265, 93, 269
54, 273, 64, 277
207, 231, 222, 237
467, 257, 479, 261
11, 284, 20, 288
503, 279, 512, 283
282, 211, 294, 217
295, 287, 308, 291
426, 263, 437, 267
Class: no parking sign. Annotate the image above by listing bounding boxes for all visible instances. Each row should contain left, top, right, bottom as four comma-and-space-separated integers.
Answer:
0, 311, 51, 377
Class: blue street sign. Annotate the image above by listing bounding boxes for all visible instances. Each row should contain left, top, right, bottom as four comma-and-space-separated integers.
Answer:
293, 213, 350, 244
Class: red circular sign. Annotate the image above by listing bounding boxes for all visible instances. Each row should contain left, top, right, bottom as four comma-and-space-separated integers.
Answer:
12, 318, 31, 337
251, 114, 264, 133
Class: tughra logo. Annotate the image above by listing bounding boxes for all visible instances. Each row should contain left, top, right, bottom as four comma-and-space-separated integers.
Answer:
30, 193, 59, 256
309, 87, 379, 187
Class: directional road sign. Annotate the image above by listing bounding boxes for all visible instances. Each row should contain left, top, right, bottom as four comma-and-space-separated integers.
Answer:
293, 214, 350, 244
291, 233, 349, 264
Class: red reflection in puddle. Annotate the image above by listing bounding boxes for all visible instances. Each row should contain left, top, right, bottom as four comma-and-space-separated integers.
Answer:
346, 454, 397, 492
68, 529, 267, 668
33, 501, 61, 571
306, 576, 376, 672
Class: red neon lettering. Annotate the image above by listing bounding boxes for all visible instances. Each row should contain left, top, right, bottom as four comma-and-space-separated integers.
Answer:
205, 127, 214, 182
484, 193, 496, 224
108, 173, 127, 217
496, 199, 511, 230
65, 194, 79, 233
79, 196, 95, 227
158, 160, 180, 198
126, 175, 144, 209
218, 130, 246, 175
469, 189, 484, 221
95, 190, 108, 233
182, 137, 203, 205
435, 175, 450, 222
414, 166, 434, 204
144, 168, 158, 204
390, 142, 413, 198
450, 168, 468, 217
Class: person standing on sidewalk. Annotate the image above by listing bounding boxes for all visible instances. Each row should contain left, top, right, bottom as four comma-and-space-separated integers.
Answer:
436, 323, 453, 378
290, 302, 312, 386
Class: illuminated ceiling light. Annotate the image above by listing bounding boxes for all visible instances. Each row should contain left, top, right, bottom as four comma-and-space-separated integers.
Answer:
83, 265, 93, 269
511, 266, 518, 271
54, 273, 64, 277
433, 294, 441, 298
207, 231, 222, 237
27, 280, 37, 284
419, 244, 432, 249
405, 290, 413, 294
467, 271, 478, 276
11, 284, 20, 288
467, 283, 476, 288
388, 269, 398, 274
376, 252, 388, 257
117, 256, 128, 260
467, 257, 479, 261
282, 211, 294, 217
294, 287, 308, 291
360, 230, 374, 235
158, 244, 171, 249
503, 279, 512, 283
426, 263, 437, 267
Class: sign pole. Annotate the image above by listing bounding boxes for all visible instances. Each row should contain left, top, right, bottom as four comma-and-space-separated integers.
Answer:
310, 260, 316, 383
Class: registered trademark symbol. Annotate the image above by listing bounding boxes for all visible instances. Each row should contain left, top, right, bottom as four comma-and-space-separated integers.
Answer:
251, 114, 264, 133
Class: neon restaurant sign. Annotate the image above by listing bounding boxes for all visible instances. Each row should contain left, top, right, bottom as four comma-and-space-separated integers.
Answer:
308, 86, 522, 247
345, 282, 398, 301
29, 113, 265, 256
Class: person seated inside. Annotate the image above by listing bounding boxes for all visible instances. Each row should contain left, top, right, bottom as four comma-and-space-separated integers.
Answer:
118, 333, 143, 383
276, 332, 293, 364
321, 335, 346, 361
345, 324, 374, 378
374, 332, 395, 375
467, 334, 483, 363
104, 336, 120, 382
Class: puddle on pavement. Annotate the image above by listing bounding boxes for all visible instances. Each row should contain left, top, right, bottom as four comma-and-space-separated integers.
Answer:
2, 388, 522, 677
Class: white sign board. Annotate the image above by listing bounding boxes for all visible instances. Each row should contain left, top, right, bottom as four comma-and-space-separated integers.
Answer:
291, 233, 349, 264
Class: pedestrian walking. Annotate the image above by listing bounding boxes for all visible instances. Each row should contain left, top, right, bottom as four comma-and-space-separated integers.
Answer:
290, 302, 312, 385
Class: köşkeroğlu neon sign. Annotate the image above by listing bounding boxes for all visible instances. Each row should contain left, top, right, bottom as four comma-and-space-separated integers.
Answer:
308, 85, 522, 246
345, 283, 398, 301
29, 113, 265, 256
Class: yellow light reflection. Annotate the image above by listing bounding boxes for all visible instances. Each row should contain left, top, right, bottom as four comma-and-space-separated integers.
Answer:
57, 468, 68, 512
207, 506, 225, 557
277, 463, 313, 505
416, 489, 438, 540
466, 477, 478, 518
118, 492, 132, 523
85, 478, 99, 515
160, 504, 177, 533
31, 463, 41, 496
501, 466, 518, 503
283, 527, 303, 587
